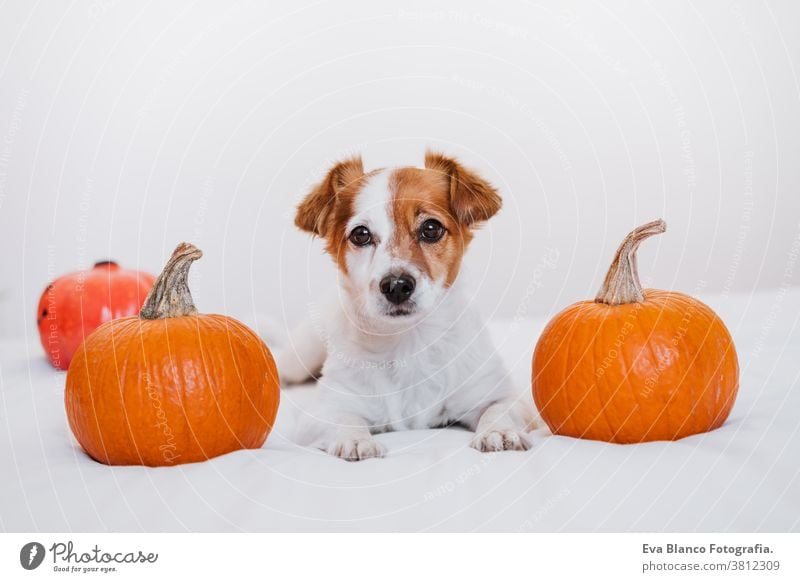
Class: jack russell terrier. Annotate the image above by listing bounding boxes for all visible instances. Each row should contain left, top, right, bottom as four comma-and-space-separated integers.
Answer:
276, 151, 535, 460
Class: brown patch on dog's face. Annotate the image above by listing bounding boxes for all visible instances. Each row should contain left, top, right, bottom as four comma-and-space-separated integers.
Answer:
385, 152, 502, 287
388, 168, 472, 287
295, 156, 376, 274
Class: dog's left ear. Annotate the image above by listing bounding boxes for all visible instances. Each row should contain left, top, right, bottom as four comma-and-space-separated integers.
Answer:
425, 151, 502, 226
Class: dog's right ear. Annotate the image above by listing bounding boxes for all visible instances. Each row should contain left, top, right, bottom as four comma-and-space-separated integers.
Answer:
424, 150, 501, 226
295, 156, 364, 237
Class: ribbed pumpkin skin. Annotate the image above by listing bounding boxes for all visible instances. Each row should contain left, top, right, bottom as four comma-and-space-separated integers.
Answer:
65, 314, 280, 466
532, 290, 739, 443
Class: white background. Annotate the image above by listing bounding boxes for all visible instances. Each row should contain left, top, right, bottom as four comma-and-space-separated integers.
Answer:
1, 0, 799, 338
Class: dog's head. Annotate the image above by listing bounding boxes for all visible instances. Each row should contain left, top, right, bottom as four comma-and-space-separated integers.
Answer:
295, 151, 501, 324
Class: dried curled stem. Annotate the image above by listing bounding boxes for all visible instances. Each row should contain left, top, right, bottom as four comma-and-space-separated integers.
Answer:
595, 219, 666, 306
140, 242, 203, 319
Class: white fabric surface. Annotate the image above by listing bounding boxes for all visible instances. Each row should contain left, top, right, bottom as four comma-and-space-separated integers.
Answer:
1, 290, 798, 532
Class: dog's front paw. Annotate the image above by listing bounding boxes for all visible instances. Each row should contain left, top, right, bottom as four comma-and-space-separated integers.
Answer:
327, 437, 386, 461
470, 429, 529, 452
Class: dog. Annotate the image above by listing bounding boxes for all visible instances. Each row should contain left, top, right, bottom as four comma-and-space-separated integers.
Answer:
276, 151, 534, 461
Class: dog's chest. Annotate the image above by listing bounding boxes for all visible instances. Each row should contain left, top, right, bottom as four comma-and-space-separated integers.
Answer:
323, 297, 503, 432
358, 338, 471, 431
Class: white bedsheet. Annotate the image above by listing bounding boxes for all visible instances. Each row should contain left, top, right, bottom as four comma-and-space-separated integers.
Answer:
1, 289, 798, 532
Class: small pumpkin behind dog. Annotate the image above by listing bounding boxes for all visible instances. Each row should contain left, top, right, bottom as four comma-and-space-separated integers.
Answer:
37, 261, 155, 370
65, 242, 280, 466
532, 220, 739, 443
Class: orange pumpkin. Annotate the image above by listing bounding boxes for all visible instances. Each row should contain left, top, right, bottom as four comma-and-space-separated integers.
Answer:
65, 243, 280, 466
532, 220, 739, 443
37, 261, 155, 370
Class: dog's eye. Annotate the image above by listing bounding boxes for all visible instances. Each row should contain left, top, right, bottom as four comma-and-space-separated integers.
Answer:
348, 226, 372, 246
419, 219, 445, 243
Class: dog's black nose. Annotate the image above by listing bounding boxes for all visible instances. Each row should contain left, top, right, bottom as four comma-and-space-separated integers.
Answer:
380, 274, 416, 305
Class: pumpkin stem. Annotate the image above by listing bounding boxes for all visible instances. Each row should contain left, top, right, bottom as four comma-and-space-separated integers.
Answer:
595, 219, 666, 306
140, 242, 203, 319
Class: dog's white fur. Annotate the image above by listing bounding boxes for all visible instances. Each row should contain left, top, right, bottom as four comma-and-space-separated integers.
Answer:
278, 158, 534, 461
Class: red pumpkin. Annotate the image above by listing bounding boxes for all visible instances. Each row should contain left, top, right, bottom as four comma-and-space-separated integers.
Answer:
532, 220, 739, 443
65, 243, 280, 466
37, 261, 155, 370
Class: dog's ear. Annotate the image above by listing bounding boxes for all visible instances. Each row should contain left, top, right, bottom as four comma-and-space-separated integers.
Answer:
295, 156, 364, 236
424, 150, 501, 226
